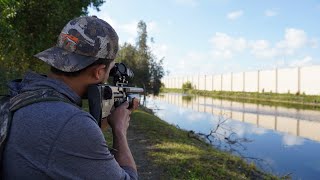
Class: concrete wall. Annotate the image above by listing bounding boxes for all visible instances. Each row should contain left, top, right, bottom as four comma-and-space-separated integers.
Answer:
222, 73, 232, 91
244, 71, 258, 92
232, 72, 244, 92
300, 66, 320, 95
162, 65, 320, 95
199, 75, 206, 90
259, 69, 276, 93
205, 75, 213, 91
214, 75, 222, 91
277, 68, 298, 94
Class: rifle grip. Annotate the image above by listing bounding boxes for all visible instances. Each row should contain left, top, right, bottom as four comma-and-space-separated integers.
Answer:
87, 85, 102, 126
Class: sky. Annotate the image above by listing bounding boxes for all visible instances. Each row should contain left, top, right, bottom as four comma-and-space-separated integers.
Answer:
88, 0, 320, 77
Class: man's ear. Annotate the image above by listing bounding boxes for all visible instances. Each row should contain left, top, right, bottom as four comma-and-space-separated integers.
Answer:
92, 64, 106, 81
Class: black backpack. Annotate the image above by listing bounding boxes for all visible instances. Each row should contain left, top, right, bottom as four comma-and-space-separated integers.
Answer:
0, 88, 75, 166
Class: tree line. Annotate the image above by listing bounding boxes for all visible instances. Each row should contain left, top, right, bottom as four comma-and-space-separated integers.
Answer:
0, 0, 164, 95
116, 21, 165, 94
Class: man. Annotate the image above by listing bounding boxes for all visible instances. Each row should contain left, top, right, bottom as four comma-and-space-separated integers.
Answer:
2, 16, 138, 179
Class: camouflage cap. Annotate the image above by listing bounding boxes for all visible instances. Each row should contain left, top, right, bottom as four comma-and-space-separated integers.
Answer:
35, 16, 119, 72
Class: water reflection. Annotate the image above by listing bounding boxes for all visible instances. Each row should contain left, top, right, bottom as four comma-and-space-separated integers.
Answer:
146, 93, 320, 179
158, 93, 320, 143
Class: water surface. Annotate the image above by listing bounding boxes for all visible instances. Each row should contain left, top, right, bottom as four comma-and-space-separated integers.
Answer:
145, 93, 320, 179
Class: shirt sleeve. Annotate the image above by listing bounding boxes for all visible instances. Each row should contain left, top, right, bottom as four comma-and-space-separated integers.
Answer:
46, 112, 138, 180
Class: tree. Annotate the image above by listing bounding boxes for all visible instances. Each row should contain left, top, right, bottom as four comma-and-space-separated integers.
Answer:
115, 43, 139, 85
135, 21, 151, 91
116, 20, 165, 95
149, 57, 165, 94
182, 81, 194, 93
0, 0, 104, 78
135, 20, 165, 94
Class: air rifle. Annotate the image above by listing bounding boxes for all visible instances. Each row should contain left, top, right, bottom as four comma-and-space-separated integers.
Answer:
87, 62, 144, 126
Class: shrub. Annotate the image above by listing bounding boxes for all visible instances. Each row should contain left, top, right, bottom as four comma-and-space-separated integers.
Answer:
182, 81, 194, 93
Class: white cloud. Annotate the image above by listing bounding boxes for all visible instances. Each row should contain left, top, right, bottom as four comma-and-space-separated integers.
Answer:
187, 112, 206, 122
277, 28, 307, 49
119, 20, 159, 41
282, 134, 305, 146
211, 50, 233, 59
210, 32, 247, 51
265, 9, 278, 17
274, 28, 308, 56
90, 7, 161, 41
119, 21, 138, 36
309, 38, 318, 48
250, 40, 270, 51
250, 126, 267, 135
250, 40, 278, 59
178, 108, 187, 115
222, 63, 243, 73
97, 15, 117, 29
126, 37, 136, 46
289, 56, 313, 67
207, 28, 315, 62
251, 28, 312, 59
171, 51, 215, 75
272, 56, 314, 69
274, 60, 286, 68
88, 12, 134, 43
147, 21, 158, 33
181, 52, 210, 66
228, 123, 245, 137
150, 43, 168, 59
92, 12, 160, 46
209, 32, 247, 59
227, 10, 243, 20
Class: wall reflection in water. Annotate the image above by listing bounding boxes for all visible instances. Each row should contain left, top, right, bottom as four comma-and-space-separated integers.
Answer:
157, 93, 320, 142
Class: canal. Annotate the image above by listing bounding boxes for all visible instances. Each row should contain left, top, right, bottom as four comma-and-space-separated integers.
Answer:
144, 93, 320, 179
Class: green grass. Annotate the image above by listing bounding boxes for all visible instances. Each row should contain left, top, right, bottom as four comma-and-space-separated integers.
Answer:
162, 88, 320, 110
82, 98, 283, 179
125, 108, 281, 179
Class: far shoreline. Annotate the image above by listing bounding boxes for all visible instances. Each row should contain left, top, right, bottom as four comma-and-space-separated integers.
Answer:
161, 88, 320, 111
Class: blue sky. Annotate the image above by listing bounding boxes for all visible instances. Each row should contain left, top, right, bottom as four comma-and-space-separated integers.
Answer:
89, 0, 320, 76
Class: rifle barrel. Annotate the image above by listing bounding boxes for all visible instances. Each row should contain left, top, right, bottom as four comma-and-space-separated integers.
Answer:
125, 87, 144, 93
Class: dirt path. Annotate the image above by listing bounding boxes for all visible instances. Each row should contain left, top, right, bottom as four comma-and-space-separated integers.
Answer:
127, 122, 165, 180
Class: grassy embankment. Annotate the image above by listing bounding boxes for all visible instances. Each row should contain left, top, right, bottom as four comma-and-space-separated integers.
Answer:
102, 107, 280, 179
162, 88, 320, 110
82, 99, 281, 179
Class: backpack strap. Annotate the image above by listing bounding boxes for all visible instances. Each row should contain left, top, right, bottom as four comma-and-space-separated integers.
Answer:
9, 89, 77, 111
2, 89, 78, 144
0, 96, 11, 145
7, 88, 79, 138
0, 96, 11, 172
1, 89, 78, 172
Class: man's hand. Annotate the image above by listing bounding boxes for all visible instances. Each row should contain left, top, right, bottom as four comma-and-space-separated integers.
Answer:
106, 100, 137, 171
107, 101, 131, 136
101, 99, 139, 132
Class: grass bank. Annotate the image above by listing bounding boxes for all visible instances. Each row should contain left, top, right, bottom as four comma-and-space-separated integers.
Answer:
162, 88, 320, 110
104, 108, 281, 179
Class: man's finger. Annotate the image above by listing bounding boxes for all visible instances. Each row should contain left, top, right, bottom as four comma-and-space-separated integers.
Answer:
120, 101, 130, 108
